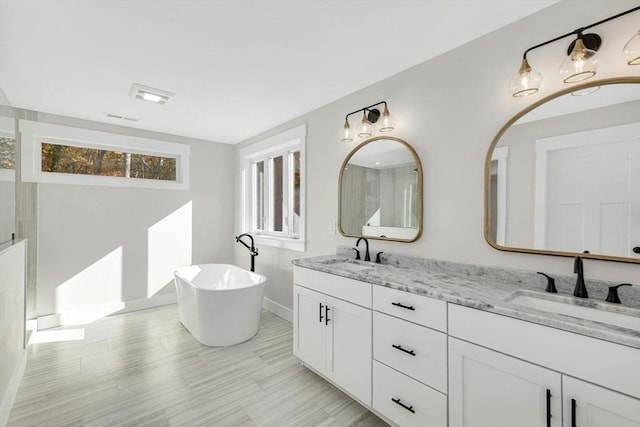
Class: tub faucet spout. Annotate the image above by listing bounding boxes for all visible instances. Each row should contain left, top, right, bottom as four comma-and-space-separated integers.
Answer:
236, 233, 258, 272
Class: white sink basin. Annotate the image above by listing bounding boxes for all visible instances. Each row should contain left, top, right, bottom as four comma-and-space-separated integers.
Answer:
319, 258, 374, 273
507, 291, 640, 332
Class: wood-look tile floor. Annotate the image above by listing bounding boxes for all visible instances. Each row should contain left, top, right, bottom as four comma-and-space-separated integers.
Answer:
8, 305, 388, 427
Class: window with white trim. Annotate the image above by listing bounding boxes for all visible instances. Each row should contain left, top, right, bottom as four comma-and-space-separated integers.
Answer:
19, 120, 189, 190
240, 124, 305, 251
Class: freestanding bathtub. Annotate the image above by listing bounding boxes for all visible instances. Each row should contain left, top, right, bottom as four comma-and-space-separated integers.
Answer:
173, 264, 267, 346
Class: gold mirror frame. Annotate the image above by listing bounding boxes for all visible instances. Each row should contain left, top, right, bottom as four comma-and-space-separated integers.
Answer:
339, 136, 423, 242
484, 77, 640, 264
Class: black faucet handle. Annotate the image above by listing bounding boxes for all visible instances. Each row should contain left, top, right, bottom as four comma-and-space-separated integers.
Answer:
375, 252, 384, 264
352, 248, 361, 260
606, 283, 632, 304
537, 272, 557, 293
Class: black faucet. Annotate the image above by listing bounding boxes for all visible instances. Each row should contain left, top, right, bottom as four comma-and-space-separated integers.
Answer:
573, 256, 588, 298
355, 237, 370, 262
236, 233, 258, 272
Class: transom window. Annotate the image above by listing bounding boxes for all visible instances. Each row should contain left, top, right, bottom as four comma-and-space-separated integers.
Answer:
240, 124, 306, 251
19, 120, 189, 190
41, 142, 177, 181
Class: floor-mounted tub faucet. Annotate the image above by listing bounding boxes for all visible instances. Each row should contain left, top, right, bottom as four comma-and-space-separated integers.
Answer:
236, 233, 258, 272
355, 237, 370, 262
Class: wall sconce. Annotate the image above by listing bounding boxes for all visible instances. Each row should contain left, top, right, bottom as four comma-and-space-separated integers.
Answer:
339, 101, 395, 143
510, 5, 640, 98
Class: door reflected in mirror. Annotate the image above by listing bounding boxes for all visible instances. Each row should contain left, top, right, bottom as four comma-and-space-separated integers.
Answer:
485, 78, 640, 263
339, 137, 422, 242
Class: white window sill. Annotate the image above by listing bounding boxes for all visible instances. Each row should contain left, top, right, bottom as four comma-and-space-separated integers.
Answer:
254, 234, 305, 252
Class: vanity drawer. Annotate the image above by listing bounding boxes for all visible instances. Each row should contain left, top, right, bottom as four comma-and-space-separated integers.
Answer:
373, 285, 447, 331
293, 266, 372, 308
373, 311, 447, 393
373, 360, 447, 427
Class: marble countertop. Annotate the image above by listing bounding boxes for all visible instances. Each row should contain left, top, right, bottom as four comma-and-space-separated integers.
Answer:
292, 254, 640, 349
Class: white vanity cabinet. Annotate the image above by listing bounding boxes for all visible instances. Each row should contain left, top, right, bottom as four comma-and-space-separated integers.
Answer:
448, 304, 640, 427
371, 286, 448, 427
293, 267, 372, 406
292, 261, 640, 427
563, 377, 640, 427
449, 337, 562, 427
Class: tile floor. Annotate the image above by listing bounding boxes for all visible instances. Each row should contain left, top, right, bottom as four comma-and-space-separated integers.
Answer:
8, 305, 387, 427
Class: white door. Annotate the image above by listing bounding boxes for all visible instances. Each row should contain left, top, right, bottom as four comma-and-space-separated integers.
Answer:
563, 376, 640, 427
537, 123, 640, 257
326, 295, 372, 406
293, 285, 327, 373
448, 338, 562, 427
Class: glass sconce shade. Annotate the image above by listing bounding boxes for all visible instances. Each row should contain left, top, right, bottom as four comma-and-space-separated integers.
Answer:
571, 86, 600, 96
510, 58, 542, 97
559, 38, 599, 83
378, 105, 396, 132
623, 30, 640, 65
339, 119, 354, 142
356, 111, 374, 138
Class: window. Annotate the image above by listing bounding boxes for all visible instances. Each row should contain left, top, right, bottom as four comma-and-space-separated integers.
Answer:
41, 143, 177, 181
19, 120, 189, 190
0, 134, 16, 170
240, 124, 305, 251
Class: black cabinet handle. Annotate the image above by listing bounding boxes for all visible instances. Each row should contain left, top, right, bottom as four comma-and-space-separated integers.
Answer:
546, 389, 551, 427
571, 398, 577, 427
391, 398, 415, 414
392, 344, 416, 356
319, 303, 324, 323
325, 306, 330, 325
391, 302, 415, 311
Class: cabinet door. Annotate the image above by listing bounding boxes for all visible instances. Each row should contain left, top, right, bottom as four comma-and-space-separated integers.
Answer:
563, 376, 640, 427
293, 285, 327, 373
326, 295, 372, 406
449, 338, 561, 427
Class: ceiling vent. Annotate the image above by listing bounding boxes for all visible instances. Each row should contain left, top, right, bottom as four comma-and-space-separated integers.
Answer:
105, 112, 140, 122
129, 83, 174, 105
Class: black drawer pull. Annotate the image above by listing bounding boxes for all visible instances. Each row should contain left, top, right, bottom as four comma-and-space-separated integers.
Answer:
319, 303, 324, 323
391, 302, 415, 311
325, 306, 330, 325
391, 398, 415, 414
546, 389, 551, 427
571, 399, 577, 427
392, 344, 416, 356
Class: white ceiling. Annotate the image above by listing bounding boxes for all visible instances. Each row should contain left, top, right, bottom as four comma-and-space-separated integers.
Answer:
0, 0, 558, 144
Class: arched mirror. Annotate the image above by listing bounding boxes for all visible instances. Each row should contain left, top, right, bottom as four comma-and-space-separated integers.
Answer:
339, 136, 422, 242
485, 77, 640, 263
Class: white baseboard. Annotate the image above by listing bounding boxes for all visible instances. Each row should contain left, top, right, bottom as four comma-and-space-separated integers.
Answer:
0, 346, 27, 427
36, 293, 177, 330
263, 297, 293, 323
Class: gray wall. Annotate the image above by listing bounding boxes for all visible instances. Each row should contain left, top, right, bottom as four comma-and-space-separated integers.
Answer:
233, 0, 640, 310
23, 113, 234, 317
0, 87, 15, 244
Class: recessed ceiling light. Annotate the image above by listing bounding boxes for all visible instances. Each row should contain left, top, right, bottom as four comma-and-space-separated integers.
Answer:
129, 83, 174, 105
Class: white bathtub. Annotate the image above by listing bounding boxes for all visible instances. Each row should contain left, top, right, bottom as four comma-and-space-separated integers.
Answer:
173, 264, 267, 346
